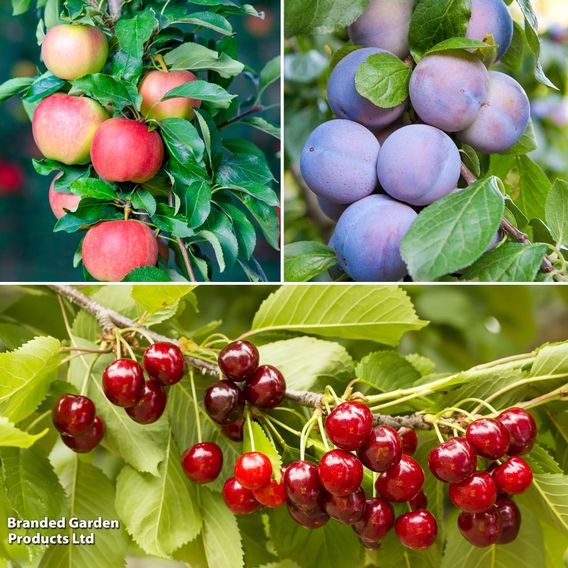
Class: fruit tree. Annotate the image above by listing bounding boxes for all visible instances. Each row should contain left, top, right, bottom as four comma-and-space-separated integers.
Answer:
0, 284, 566, 566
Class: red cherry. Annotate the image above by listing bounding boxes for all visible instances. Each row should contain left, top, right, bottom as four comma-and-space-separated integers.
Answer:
181, 442, 223, 484
318, 450, 363, 497
234, 451, 273, 490
288, 502, 329, 528
399, 427, 418, 455
325, 401, 373, 451
284, 460, 322, 508
102, 358, 144, 407
352, 498, 394, 542
61, 416, 105, 453
252, 471, 286, 508
427, 437, 477, 483
496, 408, 537, 456
125, 380, 167, 424
322, 487, 366, 525
449, 471, 497, 513
493, 457, 533, 495
496, 497, 521, 544
223, 477, 260, 515
218, 340, 259, 382
357, 425, 402, 473
375, 455, 424, 502
221, 416, 244, 441
204, 380, 245, 424
466, 418, 510, 460
244, 365, 286, 409
458, 507, 502, 547
143, 342, 185, 385
395, 510, 437, 550
52, 394, 96, 436
409, 490, 428, 511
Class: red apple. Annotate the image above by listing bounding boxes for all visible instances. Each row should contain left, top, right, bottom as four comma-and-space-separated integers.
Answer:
32, 93, 109, 165
48, 175, 81, 219
41, 24, 108, 81
139, 70, 201, 120
82, 220, 159, 281
90, 118, 164, 183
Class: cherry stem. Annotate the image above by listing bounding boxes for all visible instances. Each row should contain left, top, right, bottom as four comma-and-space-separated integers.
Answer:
299, 413, 319, 461
120, 326, 155, 346
317, 414, 330, 452
260, 416, 289, 449
262, 414, 302, 438
433, 421, 445, 444
246, 409, 256, 452
189, 369, 202, 443
454, 397, 498, 415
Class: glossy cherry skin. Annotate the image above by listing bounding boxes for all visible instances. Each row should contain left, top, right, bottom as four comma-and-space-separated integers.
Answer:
496, 408, 537, 456
143, 342, 185, 385
493, 457, 533, 495
318, 450, 363, 497
375, 455, 425, 503
288, 502, 329, 528
449, 471, 497, 513
244, 365, 286, 409
181, 442, 223, 484
399, 427, 418, 455
322, 487, 366, 525
221, 416, 244, 442
395, 510, 437, 550
352, 498, 394, 541
466, 418, 510, 460
325, 401, 373, 451
496, 497, 521, 544
203, 380, 245, 424
284, 460, 322, 508
253, 470, 286, 508
234, 451, 273, 490
52, 394, 96, 436
427, 437, 477, 483
218, 340, 259, 382
125, 380, 167, 424
102, 358, 144, 408
223, 477, 260, 515
409, 490, 428, 511
61, 416, 105, 453
357, 425, 402, 473
458, 507, 502, 547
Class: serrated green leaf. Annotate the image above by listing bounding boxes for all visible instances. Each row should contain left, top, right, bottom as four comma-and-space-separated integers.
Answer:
0, 417, 47, 448
401, 178, 505, 281
251, 285, 427, 344
355, 52, 411, 108
115, 434, 201, 558
284, 241, 336, 282
164, 42, 244, 78
464, 243, 547, 282
131, 285, 196, 315
0, 337, 61, 423
41, 459, 127, 567
258, 337, 354, 394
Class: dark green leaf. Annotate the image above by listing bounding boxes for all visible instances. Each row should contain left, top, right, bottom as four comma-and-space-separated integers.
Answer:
131, 189, 157, 217
160, 118, 206, 164
234, 193, 279, 250
217, 201, 256, 260
71, 74, 140, 111
401, 177, 505, 281
54, 203, 123, 233
284, 241, 337, 282
0, 77, 34, 103
69, 178, 118, 200
153, 204, 194, 238
217, 154, 275, 187
161, 80, 236, 109
24, 73, 66, 103
122, 267, 172, 282
464, 243, 547, 282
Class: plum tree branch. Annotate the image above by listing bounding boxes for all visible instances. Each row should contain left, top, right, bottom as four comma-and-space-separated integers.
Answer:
460, 162, 555, 274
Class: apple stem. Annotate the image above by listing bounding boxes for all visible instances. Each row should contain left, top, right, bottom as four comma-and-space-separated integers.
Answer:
154, 54, 169, 73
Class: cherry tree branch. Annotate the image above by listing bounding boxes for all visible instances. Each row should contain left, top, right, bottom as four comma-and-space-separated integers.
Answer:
460, 163, 555, 274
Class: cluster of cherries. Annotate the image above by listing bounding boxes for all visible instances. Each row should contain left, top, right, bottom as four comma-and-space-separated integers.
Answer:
181, 339, 286, 485
429, 407, 536, 547
52, 341, 185, 453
